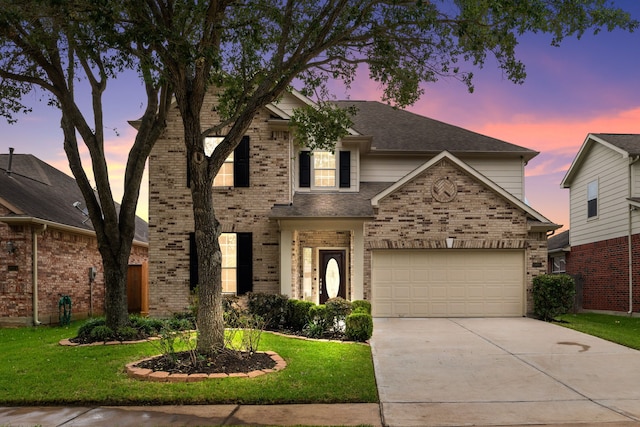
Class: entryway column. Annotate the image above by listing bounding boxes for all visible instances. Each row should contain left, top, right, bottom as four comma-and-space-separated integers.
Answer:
280, 228, 293, 296
352, 224, 364, 300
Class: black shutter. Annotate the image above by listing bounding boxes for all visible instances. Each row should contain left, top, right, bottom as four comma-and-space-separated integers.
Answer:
299, 151, 311, 188
237, 232, 253, 295
234, 136, 250, 187
189, 232, 198, 291
339, 151, 350, 188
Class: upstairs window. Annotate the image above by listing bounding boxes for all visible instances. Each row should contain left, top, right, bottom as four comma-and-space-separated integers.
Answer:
195, 135, 250, 188
587, 180, 598, 218
299, 150, 351, 189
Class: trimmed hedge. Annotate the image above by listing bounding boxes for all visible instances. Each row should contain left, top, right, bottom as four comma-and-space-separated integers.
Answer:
345, 312, 373, 342
352, 300, 372, 315
533, 274, 576, 321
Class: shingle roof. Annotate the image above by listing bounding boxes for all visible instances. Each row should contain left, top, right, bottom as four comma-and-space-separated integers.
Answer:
591, 134, 640, 155
334, 101, 538, 160
269, 182, 392, 219
548, 230, 570, 252
0, 153, 148, 243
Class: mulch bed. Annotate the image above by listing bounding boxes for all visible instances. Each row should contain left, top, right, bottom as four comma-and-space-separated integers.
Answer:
135, 349, 276, 375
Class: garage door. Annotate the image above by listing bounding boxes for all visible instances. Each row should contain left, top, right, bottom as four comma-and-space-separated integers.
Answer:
371, 250, 524, 317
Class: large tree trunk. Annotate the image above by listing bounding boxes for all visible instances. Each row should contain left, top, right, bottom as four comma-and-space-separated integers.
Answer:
101, 244, 132, 330
185, 124, 226, 354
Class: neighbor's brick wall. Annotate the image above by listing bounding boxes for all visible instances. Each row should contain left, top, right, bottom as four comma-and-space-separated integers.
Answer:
0, 217, 148, 326
364, 158, 547, 313
566, 235, 640, 313
148, 91, 291, 317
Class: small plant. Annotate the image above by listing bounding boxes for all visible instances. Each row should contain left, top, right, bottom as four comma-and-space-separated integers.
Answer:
225, 313, 266, 354
352, 300, 372, 315
285, 299, 314, 332
533, 273, 576, 321
345, 312, 373, 342
306, 304, 330, 337
116, 326, 140, 341
325, 297, 352, 332
246, 292, 288, 330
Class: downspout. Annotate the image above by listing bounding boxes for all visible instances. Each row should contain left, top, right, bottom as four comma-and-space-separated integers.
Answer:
31, 225, 44, 325
628, 156, 640, 315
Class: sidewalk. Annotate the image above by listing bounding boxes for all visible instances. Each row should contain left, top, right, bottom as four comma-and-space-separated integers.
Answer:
0, 403, 383, 427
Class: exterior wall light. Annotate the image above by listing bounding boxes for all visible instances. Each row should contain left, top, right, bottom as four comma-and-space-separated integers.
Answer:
7, 241, 16, 254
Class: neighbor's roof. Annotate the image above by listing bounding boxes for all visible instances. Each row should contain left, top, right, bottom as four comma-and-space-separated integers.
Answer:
333, 101, 538, 160
547, 230, 570, 253
0, 153, 148, 243
562, 133, 640, 188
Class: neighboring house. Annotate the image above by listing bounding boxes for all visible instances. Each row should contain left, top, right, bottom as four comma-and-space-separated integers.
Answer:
547, 229, 570, 274
0, 151, 149, 326
148, 90, 558, 318
561, 133, 640, 314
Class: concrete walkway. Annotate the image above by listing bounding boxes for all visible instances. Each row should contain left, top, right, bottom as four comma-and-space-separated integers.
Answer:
0, 403, 382, 426
371, 317, 640, 427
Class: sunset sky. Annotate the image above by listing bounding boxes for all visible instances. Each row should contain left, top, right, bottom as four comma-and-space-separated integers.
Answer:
2, 1, 640, 233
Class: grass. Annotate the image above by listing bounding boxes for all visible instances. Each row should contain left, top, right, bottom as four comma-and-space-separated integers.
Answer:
0, 322, 378, 406
557, 312, 640, 350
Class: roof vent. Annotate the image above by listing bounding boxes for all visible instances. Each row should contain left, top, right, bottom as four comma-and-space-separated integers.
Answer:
7, 147, 14, 177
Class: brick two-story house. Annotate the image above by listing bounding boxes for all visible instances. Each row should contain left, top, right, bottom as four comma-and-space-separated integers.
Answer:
560, 133, 640, 314
148, 90, 558, 318
0, 151, 149, 326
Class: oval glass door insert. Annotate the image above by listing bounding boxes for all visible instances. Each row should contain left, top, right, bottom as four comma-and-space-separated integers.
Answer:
325, 257, 340, 299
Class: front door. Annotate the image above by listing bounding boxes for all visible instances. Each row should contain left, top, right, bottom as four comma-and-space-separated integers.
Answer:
319, 250, 346, 304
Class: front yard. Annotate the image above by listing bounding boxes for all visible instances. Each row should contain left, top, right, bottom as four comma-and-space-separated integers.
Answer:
557, 312, 640, 350
0, 323, 377, 405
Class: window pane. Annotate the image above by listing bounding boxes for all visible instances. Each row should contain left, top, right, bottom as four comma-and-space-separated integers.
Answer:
213, 162, 234, 187
219, 233, 237, 293
313, 152, 336, 187
205, 136, 234, 186
587, 181, 598, 200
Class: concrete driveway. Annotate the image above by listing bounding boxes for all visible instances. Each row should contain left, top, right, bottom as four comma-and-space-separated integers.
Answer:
371, 317, 640, 427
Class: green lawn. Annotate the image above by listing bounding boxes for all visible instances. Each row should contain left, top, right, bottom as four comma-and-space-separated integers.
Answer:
0, 323, 378, 405
557, 312, 640, 350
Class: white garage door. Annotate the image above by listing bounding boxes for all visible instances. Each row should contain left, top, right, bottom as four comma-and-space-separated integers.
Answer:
372, 250, 524, 317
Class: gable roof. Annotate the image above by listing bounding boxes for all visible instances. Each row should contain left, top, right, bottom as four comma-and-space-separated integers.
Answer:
371, 151, 558, 229
561, 133, 640, 188
0, 153, 148, 243
333, 101, 538, 160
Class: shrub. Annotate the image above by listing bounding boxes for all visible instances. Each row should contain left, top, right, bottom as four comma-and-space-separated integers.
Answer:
129, 315, 164, 335
351, 300, 372, 315
345, 312, 373, 342
307, 304, 330, 337
286, 299, 314, 332
247, 292, 289, 330
116, 326, 140, 341
90, 325, 115, 342
325, 297, 352, 332
76, 317, 106, 340
533, 274, 576, 321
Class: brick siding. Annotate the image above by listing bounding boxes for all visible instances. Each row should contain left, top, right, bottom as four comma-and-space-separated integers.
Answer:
567, 235, 640, 313
364, 158, 548, 313
0, 216, 148, 326
148, 91, 291, 317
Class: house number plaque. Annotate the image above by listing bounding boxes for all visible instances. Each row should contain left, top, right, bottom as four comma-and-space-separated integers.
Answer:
432, 177, 457, 203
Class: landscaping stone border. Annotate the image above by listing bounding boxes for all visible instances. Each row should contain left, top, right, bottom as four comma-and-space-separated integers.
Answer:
125, 351, 287, 382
